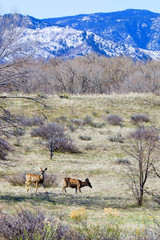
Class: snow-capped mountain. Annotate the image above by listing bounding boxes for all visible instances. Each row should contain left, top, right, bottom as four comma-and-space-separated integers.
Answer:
2, 9, 160, 60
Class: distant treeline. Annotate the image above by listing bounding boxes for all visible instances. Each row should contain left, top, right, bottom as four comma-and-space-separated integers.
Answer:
1, 54, 160, 94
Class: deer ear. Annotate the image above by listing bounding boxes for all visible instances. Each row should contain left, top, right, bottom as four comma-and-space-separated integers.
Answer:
45, 168, 47, 171
85, 178, 89, 182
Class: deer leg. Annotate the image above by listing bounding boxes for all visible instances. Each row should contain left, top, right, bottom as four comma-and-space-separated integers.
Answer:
62, 186, 67, 194
35, 181, 38, 193
25, 181, 27, 192
42, 183, 48, 193
78, 188, 82, 194
25, 181, 29, 192
75, 188, 77, 194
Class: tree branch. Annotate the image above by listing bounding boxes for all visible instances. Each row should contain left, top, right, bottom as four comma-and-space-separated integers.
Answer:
0, 96, 49, 108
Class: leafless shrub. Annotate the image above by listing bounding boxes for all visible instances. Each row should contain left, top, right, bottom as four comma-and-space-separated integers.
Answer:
1, 208, 160, 240
83, 116, 94, 125
31, 123, 79, 159
31, 123, 64, 139
82, 116, 105, 128
104, 114, 123, 126
0, 208, 84, 240
13, 127, 25, 137
116, 159, 130, 165
56, 115, 68, 123
129, 126, 158, 141
43, 173, 58, 188
0, 208, 46, 240
105, 110, 110, 114
53, 137, 79, 154
70, 118, 84, 126
6, 173, 26, 186
0, 138, 13, 160
91, 122, 105, 128
18, 115, 44, 126
68, 124, 76, 132
6, 172, 58, 189
0, 108, 32, 160
85, 144, 97, 151
0, 150, 8, 160
58, 94, 69, 99
109, 133, 125, 143
68, 118, 85, 132
37, 93, 47, 99
79, 135, 92, 141
131, 114, 150, 125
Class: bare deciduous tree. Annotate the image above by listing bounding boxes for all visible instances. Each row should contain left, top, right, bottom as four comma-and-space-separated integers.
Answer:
0, 106, 19, 162
0, 14, 45, 162
124, 126, 160, 206
31, 123, 78, 159
0, 14, 34, 92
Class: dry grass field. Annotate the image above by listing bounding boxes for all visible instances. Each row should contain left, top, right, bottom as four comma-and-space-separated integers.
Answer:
1, 93, 160, 239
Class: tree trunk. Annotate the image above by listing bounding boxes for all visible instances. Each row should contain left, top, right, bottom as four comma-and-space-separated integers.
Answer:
138, 187, 144, 206
50, 150, 53, 160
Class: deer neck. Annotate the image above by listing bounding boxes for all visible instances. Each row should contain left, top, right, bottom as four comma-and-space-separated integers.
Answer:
40, 173, 44, 181
81, 181, 87, 188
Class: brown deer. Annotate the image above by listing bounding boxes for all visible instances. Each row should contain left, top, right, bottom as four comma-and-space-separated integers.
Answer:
25, 167, 47, 193
62, 177, 92, 194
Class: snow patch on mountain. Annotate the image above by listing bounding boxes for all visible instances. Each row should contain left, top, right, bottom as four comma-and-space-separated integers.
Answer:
15, 24, 160, 60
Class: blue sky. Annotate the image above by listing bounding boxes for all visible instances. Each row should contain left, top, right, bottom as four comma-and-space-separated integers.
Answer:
0, 0, 160, 19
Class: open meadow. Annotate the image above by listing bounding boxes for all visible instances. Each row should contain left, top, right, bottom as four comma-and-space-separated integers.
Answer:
1, 93, 160, 239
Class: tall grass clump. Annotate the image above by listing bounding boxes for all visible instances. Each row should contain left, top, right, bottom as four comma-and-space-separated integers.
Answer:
70, 207, 122, 239
70, 207, 87, 223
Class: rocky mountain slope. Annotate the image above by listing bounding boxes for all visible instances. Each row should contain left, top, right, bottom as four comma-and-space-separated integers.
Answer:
1, 9, 160, 60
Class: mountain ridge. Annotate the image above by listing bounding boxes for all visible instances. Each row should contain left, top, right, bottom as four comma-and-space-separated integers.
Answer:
41, 9, 160, 50
1, 9, 160, 60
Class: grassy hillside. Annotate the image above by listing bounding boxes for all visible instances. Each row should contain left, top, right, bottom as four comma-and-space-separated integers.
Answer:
1, 93, 160, 238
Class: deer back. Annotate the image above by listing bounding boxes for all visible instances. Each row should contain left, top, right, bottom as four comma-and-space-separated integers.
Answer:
26, 168, 47, 183
26, 174, 41, 183
64, 177, 80, 188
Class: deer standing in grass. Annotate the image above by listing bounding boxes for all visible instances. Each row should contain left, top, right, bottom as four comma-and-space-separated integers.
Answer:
62, 177, 92, 194
25, 167, 47, 193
